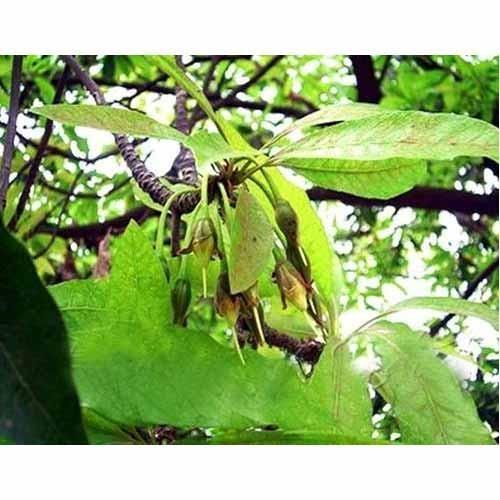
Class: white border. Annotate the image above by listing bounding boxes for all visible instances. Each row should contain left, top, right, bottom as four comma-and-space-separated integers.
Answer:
1, 1, 499, 53
1, 445, 499, 498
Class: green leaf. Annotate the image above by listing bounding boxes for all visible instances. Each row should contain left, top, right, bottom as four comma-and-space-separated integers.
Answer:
185, 130, 256, 167
386, 296, 498, 330
50, 221, 373, 440
266, 296, 316, 339
250, 170, 344, 307
32, 104, 187, 142
270, 102, 385, 145
34, 76, 55, 103
281, 158, 427, 199
0, 221, 87, 444
329, 341, 374, 437
275, 110, 499, 162
82, 408, 135, 445
228, 189, 274, 293
205, 428, 380, 445
365, 321, 493, 444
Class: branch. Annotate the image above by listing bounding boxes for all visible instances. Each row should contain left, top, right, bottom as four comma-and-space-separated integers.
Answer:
36, 183, 499, 245
212, 95, 308, 118
349, 55, 382, 103
37, 206, 153, 247
59, 55, 199, 214
167, 56, 198, 184
226, 55, 284, 99
9, 64, 70, 230
235, 318, 324, 365
429, 257, 499, 336
307, 185, 499, 217
0, 55, 23, 210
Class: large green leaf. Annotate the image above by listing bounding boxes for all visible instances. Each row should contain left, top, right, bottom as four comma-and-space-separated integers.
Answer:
365, 321, 493, 444
228, 189, 274, 294
270, 102, 385, 145
50, 222, 372, 440
250, 169, 344, 307
280, 158, 427, 199
32, 104, 187, 142
386, 296, 498, 330
0, 221, 87, 444
275, 110, 499, 162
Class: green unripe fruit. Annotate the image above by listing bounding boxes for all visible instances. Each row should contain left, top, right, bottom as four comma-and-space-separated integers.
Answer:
275, 198, 299, 246
171, 278, 192, 326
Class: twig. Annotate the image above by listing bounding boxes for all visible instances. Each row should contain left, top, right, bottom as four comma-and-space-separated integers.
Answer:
202, 56, 220, 94
236, 317, 324, 365
225, 55, 284, 99
429, 257, 499, 336
0, 55, 23, 210
9, 65, 70, 230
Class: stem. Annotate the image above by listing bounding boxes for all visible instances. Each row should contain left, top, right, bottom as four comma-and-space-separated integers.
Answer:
252, 306, 266, 345
202, 267, 208, 298
232, 327, 246, 365
272, 246, 285, 263
214, 207, 227, 263
218, 183, 233, 230
155, 187, 197, 257
201, 173, 209, 209
0, 56, 23, 210
261, 168, 281, 200
240, 160, 273, 181
247, 176, 275, 207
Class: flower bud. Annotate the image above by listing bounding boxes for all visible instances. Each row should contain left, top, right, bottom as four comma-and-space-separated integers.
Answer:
171, 278, 192, 325
275, 199, 299, 246
215, 272, 240, 326
191, 217, 216, 269
274, 260, 308, 311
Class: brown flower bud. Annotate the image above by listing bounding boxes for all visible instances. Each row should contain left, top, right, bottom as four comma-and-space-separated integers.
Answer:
275, 199, 299, 246
171, 278, 192, 326
274, 260, 308, 311
215, 272, 240, 326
